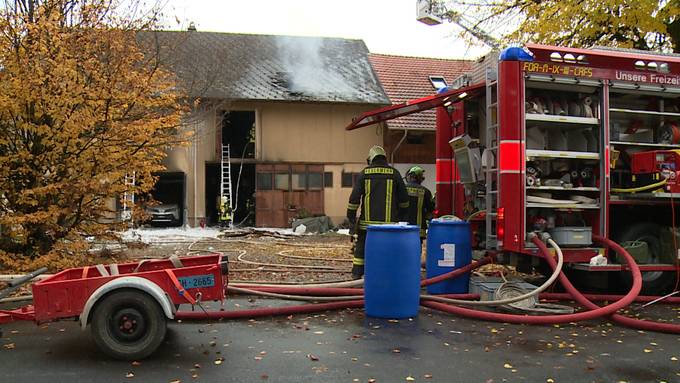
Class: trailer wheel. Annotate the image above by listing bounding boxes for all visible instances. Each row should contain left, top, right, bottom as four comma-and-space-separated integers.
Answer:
90, 289, 167, 360
615, 222, 675, 296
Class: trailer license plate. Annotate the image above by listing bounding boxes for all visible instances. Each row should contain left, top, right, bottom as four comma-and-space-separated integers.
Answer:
178, 275, 215, 289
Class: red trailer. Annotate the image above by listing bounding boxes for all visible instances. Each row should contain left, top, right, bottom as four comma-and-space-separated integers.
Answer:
347, 44, 680, 295
1, 254, 228, 360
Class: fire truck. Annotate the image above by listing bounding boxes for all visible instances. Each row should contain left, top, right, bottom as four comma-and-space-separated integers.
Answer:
347, 44, 680, 295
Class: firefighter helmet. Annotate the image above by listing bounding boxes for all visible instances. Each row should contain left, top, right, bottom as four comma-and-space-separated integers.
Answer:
406, 165, 425, 182
367, 145, 386, 164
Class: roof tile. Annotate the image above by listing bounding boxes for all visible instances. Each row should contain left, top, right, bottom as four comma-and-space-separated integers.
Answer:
139, 31, 390, 105
369, 54, 472, 130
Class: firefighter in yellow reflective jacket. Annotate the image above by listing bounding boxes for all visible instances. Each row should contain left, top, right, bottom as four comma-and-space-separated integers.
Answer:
347, 145, 410, 279
404, 166, 434, 241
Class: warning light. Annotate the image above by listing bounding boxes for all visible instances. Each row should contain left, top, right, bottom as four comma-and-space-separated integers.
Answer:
496, 207, 505, 242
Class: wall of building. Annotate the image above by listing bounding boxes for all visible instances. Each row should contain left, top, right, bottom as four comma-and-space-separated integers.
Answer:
162, 110, 216, 226
384, 129, 436, 164
161, 101, 387, 227
323, 163, 366, 225
259, 103, 383, 163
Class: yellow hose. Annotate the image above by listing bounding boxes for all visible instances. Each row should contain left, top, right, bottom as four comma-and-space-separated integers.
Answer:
611, 178, 667, 193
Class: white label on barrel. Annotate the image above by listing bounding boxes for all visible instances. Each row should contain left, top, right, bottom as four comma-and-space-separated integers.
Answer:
438, 243, 456, 267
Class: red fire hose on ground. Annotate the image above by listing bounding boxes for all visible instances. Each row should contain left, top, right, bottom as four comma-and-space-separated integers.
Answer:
176, 235, 680, 334
539, 235, 680, 334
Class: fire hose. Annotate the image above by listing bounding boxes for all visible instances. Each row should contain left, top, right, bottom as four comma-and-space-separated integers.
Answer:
540, 235, 680, 334
421, 234, 644, 325
111, 236, 680, 333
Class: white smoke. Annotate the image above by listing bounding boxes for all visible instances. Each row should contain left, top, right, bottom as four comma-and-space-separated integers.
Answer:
275, 35, 357, 98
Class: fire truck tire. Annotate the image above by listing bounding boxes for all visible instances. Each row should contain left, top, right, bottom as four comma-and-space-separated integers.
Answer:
615, 222, 675, 296
90, 289, 167, 360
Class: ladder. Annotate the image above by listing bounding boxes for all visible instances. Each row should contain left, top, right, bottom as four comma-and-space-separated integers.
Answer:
484, 65, 500, 249
220, 144, 233, 226
122, 172, 136, 223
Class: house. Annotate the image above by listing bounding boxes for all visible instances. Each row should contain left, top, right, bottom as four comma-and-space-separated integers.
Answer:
368, 54, 472, 193
136, 31, 473, 228
140, 31, 390, 227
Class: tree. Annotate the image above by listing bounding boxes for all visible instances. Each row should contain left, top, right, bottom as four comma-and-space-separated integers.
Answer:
0, 0, 188, 270
446, 0, 680, 52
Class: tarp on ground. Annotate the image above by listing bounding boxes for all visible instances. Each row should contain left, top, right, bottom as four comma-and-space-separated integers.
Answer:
291, 216, 334, 233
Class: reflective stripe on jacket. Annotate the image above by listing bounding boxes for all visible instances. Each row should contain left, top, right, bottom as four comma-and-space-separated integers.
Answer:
405, 182, 434, 237
346, 161, 409, 231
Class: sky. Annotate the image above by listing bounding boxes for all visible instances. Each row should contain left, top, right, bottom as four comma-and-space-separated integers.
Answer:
158, 0, 490, 60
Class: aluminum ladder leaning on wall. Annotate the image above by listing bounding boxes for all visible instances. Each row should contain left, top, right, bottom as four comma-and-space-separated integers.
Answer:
220, 144, 234, 227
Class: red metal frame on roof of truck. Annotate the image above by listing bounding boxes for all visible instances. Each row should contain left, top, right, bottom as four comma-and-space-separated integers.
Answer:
345, 82, 485, 131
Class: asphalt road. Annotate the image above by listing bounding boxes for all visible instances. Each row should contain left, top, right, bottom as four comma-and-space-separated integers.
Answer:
1, 298, 679, 383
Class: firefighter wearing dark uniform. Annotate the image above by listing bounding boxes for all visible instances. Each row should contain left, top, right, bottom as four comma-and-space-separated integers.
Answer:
346, 145, 410, 279
404, 166, 434, 240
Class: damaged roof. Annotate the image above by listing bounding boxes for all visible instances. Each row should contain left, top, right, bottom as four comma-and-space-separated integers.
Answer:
139, 31, 389, 105
369, 53, 471, 130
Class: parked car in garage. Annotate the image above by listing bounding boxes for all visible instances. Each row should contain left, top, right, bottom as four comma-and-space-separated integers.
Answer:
145, 203, 181, 226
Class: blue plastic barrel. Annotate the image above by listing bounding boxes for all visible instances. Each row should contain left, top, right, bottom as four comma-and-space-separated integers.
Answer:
364, 224, 421, 319
426, 219, 472, 294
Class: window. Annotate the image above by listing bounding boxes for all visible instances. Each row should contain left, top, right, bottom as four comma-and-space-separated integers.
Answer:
342, 172, 360, 188
292, 173, 306, 190
429, 76, 447, 90
323, 172, 333, 188
274, 173, 289, 190
308, 173, 323, 190
256, 173, 272, 190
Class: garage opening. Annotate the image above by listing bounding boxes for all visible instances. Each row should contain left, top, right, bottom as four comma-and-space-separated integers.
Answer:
205, 163, 256, 226
147, 172, 185, 226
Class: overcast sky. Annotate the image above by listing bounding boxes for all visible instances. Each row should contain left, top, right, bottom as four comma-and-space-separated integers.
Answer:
159, 0, 490, 59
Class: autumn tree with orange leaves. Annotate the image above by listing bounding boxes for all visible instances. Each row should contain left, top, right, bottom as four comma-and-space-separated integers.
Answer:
0, 0, 188, 270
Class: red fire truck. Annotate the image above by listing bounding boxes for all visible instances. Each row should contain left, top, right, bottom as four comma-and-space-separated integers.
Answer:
347, 44, 680, 295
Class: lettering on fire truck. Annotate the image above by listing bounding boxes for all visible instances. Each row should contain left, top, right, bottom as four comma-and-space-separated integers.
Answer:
615, 71, 680, 86
522, 62, 593, 78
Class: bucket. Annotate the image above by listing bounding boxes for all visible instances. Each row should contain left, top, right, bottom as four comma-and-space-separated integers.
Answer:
364, 224, 421, 319
426, 218, 472, 294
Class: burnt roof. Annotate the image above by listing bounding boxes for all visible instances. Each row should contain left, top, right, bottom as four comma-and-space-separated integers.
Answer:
138, 31, 389, 105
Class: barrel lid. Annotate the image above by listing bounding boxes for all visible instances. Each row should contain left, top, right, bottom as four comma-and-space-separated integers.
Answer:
430, 217, 469, 226
366, 223, 419, 231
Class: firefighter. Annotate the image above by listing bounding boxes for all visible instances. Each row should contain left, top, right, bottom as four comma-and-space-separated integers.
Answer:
218, 196, 232, 226
346, 145, 410, 279
404, 166, 435, 241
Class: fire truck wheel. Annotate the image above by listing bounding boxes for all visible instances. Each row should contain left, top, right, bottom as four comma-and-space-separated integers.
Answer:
90, 289, 167, 360
615, 222, 676, 296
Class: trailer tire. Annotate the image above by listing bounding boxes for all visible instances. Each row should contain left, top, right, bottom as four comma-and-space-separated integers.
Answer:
615, 222, 675, 296
90, 289, 167, 360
